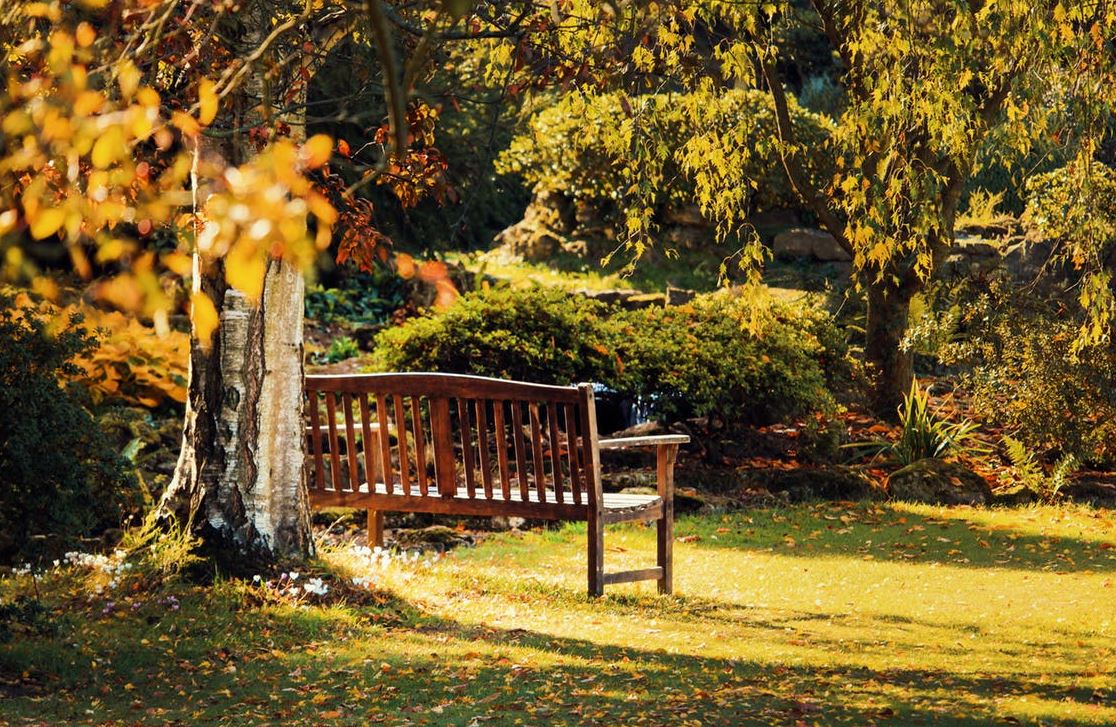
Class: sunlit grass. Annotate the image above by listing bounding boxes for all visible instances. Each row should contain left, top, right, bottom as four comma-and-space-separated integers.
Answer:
2, 503, 1113, 725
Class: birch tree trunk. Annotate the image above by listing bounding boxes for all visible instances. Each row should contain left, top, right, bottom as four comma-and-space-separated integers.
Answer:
161, 257, 312, 566
159, 4, 317, 566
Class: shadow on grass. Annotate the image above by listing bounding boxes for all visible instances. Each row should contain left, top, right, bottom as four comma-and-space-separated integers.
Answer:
672, 503, 1116, 573
4, 578, 1107, 726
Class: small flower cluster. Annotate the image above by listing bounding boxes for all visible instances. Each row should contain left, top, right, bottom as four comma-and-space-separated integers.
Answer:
251, 571, 330, 599
63, 550, 133, 593
349, 545, 434, 570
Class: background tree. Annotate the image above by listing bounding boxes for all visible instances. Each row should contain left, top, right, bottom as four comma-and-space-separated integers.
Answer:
485, 0, 1116, 411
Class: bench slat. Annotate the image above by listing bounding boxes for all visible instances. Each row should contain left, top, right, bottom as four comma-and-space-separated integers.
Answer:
325, 391, 344, 491
602, 567, 663, 586
311, 482, 659, 519
564, 403, 582, 505
374, 394, 393, 495
342, 393, 359, 489
529, 402, 546, 504
359, 394, 377, 486
308, 389, 325, 490
511, 401, 530, 502
394, 395, 411, 492
457, 398, 477, 499
411, 397, 429, 496
430, 397, 456, 497
306, 372, 580, 403
474, 400, 493, 499
492, 401, 511, 500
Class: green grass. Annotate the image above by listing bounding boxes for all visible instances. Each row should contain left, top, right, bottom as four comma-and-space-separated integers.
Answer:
2, 502, 1114, 725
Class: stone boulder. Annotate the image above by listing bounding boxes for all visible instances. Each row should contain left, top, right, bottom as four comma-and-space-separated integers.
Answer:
391, 525, 475, 552
747, 466, 884, 503
887, 458, 992, 506
773, 228, 851, 262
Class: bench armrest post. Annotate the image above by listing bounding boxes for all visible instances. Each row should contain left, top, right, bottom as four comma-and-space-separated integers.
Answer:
656, 442, 679, 595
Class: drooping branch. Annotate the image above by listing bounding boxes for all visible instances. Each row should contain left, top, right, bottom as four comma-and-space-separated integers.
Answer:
757, 47, 853, 256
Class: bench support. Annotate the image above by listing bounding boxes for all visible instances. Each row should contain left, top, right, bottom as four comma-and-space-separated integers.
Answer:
367, 509, 384, 548
656, 442, 678, 595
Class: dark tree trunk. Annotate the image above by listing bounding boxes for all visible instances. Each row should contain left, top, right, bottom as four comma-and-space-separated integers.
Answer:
864, 276, 919, 416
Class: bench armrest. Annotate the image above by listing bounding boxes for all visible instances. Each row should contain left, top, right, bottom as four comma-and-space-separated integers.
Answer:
597, 434, 689, 450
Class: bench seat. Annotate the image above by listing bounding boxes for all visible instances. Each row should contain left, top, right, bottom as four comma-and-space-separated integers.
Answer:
313, 482, 663, 523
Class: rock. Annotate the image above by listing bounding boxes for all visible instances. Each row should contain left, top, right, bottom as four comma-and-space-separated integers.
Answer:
887, 458, 992, 506
493, 191, 576, 262
954, 234, 999, 257
619, 486, 707, 513
579, 289, 665, 310
749, 466, 884, 503
1060, 475, 1116, 508
663, 204, 710, 227
666, 286, 697, 306
391, 525, 474, 552
773, 228, 851, 262
993, 485, 1039, 507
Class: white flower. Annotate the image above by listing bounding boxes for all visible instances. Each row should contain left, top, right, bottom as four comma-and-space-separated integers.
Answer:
303, 577, 328, 596
252, 575, 261, 583
288, 571, 300, 581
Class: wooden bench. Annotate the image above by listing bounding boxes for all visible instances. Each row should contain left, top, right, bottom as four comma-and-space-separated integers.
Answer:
304, 373, 688, 596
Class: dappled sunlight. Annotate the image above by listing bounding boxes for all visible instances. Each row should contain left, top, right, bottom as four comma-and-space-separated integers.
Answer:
3, 506, 1115, 724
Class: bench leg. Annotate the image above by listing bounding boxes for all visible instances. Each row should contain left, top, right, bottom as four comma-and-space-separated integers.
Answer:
588, 509, 604, 598
657, 443, 678, 595
367, 509, 384, 548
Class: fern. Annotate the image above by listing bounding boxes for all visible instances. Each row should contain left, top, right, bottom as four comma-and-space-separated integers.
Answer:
1001, 435, 1077, 502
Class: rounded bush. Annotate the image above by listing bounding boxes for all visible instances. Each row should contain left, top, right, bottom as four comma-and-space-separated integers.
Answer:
370, 286, 626, 388
371, 287, 847, 431
0, 294, 140, 563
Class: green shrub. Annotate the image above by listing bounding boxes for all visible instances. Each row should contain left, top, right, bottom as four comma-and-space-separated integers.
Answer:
370, 286, 626, 387
615, 293, 842, 428
325, 336, 360, 364
371, 286, 850, 430
943, 283, 1116, 467
0, 294, 140, 564
304, 268, 408, 325
1000, 435, 1077, 503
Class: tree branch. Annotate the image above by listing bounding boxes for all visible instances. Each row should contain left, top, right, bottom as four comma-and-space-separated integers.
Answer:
757, 47, 852, 255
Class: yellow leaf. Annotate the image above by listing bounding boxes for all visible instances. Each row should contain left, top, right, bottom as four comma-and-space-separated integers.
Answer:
30, 208, 66, 239
91, 126, 126, 169
162, 251, 193, 277
191, 292, 219, 350
117, 59, 140, 99
75, 22, 96, 48
172, 111, 200, 137
225, 244, 267, 301
301, 134, 333, 168
198, 78, 218, 126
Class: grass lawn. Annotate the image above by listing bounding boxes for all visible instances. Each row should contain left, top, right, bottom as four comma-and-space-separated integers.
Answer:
2, 502, 1114, 725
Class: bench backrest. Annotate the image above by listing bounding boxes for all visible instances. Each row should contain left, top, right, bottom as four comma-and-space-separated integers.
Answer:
304, 373, 602, 511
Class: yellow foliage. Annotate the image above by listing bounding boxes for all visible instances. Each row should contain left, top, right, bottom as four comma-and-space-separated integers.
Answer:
11, 290, 188, 407
68, 305, 189, 407
1, 20, 334, 347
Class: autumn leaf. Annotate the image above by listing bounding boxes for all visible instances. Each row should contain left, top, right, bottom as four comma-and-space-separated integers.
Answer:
191, 291, 219, 349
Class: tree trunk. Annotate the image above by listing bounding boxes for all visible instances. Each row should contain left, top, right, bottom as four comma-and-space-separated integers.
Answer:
864, 277, 919, 416
157, 3, 324, 568
160, 257, 312, 568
